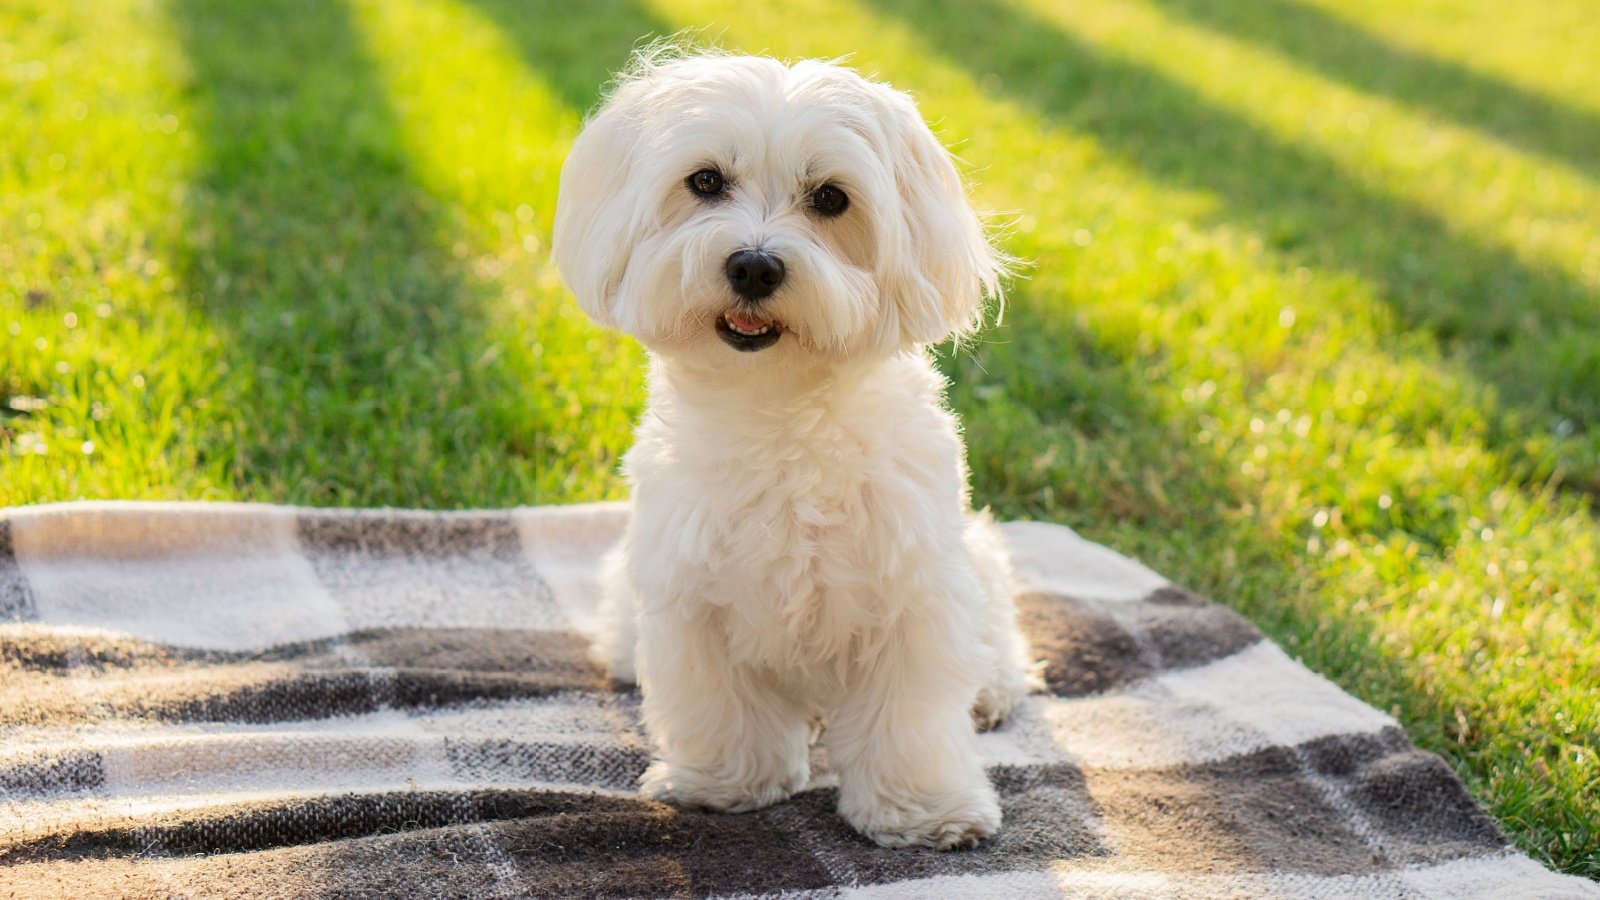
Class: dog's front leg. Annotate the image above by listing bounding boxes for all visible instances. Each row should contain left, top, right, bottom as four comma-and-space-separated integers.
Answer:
827, 617, 1001, 850
636, 605, 812, 813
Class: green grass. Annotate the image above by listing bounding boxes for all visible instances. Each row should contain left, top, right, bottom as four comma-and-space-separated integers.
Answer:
2, 0, 1596, 877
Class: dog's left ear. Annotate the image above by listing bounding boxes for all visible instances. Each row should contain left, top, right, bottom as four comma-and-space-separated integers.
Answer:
874, 85, 1006, 347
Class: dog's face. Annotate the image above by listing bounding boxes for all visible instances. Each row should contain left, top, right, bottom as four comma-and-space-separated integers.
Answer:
553, 54, 1002, 369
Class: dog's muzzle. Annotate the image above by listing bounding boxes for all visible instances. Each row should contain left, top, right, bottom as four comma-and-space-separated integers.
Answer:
717, 250, 786, 351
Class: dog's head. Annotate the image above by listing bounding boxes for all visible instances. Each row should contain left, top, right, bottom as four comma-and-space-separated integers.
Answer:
553, 52, 1004, 368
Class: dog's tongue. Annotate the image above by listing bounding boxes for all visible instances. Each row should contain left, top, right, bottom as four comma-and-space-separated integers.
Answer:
725, 311, 768, 331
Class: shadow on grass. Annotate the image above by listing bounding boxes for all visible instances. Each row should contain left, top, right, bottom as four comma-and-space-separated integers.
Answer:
460, 0, 675, 116
166, 0, 543, 506
866, 0, 1600, 493
1146, 0, 1600, 179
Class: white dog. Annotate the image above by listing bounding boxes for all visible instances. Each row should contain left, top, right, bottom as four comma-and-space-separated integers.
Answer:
553, 51, 1039, 850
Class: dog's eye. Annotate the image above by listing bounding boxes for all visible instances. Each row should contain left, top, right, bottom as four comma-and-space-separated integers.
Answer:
688, 169, 725, 197
812, 184, 849, 217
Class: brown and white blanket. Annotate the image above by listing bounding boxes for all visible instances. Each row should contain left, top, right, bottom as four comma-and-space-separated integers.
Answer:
0, 502, 1593, 898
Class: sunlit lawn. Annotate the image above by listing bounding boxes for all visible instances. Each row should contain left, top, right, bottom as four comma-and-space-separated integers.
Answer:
2, 0, 1596, 877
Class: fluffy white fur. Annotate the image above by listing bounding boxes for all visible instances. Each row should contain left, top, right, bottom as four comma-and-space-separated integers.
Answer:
553, 51, 1039, 850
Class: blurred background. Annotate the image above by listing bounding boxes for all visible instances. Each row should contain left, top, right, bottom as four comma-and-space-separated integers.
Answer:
1, 0, 1595, 878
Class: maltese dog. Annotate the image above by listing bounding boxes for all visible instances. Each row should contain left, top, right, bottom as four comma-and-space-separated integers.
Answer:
553, 51, 1038, 850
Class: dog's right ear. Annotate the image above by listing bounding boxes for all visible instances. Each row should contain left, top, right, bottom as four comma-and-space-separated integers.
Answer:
552, 90, 648, 330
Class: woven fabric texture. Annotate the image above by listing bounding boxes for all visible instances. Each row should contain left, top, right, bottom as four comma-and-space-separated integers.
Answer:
1, 502, 1593, 899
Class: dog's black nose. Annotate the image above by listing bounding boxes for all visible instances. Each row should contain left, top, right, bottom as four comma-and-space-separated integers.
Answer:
725, 250, 785, 301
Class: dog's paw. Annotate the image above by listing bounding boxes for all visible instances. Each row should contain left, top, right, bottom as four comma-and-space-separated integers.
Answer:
843, 784, 1001, 850
971, 661, 1041, 732
639, 759, 807, 814
971, 683, 1020, 732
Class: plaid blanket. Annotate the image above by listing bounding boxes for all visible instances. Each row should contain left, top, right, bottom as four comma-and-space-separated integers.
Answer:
1, 502, 1592, 899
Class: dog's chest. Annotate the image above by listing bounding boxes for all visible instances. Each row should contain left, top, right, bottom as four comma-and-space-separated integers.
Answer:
712, 469, 902, 673
643, 418, 961, 677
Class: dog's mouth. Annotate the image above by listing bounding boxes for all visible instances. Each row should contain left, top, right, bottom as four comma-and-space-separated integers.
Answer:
716, 309, 784, 352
